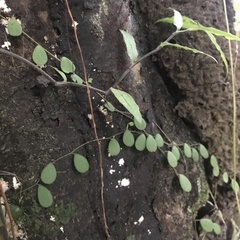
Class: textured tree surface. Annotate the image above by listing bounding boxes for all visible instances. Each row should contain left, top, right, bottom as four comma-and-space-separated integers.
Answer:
0, 0, 238, 239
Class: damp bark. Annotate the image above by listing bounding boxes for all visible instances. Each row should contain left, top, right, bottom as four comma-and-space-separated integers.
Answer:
0, 0, 237, 239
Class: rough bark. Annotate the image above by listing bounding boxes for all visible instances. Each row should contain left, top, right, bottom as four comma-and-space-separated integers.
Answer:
0, 0, 237, 239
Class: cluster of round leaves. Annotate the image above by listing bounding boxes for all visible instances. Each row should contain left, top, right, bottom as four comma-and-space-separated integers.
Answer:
200, 218, 221, 235
7, 17, 83, 84
107, 117, 211, 193
38, 154, 89, 208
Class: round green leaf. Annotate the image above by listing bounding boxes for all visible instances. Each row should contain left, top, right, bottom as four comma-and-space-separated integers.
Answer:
210, 155, 218, 167
222, 172, 229, 183
167, 151, 178, 168
128, 121, 134, 127
135, 133, 146, 151
108, 138, 120, 156
146, 135, 157, 152
199, 144, 209, 159
7, 17, 22, 36
37, 184, 53, 208
40, 163, 57, 184
71, 73, 83, 84
231, 178, 240, 192
134, 117, 146, 130
123, 129, 135, 147
104, 102, 115, 112
200, 218, 214, 232
73, 154, 89, 173
183, 143, 192, 158
213, 166, 220, 177
178, 174, 192, 192
32, 45, 48, 67
10, 204, 23, 220
155, 133, 164, 148
213, 222, 221, 235
53, 67, 67, 82
60, 57, 75, 73
191, 148, 199, 162
171, 146, 180, 161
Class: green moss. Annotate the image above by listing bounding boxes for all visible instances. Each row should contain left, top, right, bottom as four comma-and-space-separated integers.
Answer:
190, 168, 209, 218
14, 195, 77, 239
55, 202, 77, 225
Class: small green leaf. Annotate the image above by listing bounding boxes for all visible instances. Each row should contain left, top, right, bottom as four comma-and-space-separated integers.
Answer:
155, 133, 164, 148
128, 121, 134, 127
179, 174, 192, 192
183, 143, 192, 158
126, 235, 136, 240
53, 67, 67, 82
104, 102, 115, 112
167, 151, 178, 168
123, 129, 135, 147
37, 184, 53, 208
71, 73, 83, 84
88, 77, 93, 83
32, 45, 48, 67
73, 154, 89, 173
7, 17, 22, 36
199, 144, 209, 159
160, 42, 217, 62
120, 30, 138, 63
10, 204, 23, 220
60, 57, 75, 73
111, 88, 142, 125
146, 135, 157, 152
200, 218, 214, 233
40, 163, 57, 184
134, 117, 146, 131
213, 222, 221, 235
192, 148, 199, 162
210, 155, 218, 167
231, 178, 240, 192
108, 138, 120, 156
171, 146, 180, 161
213, 166, 220, 177
135, 133, 146, 151
206, 32, 228, 75
222, 172, 229, 183
156, 16, 240, 41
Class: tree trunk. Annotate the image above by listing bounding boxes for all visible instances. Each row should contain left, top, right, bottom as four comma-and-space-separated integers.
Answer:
0, 0, 237, 239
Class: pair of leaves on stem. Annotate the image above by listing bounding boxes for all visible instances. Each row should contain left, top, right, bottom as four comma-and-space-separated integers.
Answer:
200, 218, 221, 235
32, 45, 82, 83
38, 154, 89, 208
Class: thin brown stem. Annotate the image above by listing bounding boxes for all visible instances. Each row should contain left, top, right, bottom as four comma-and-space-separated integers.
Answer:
64, 1, 111, 239
0, 182, 16, 240
106, 29, 189, 94
0, 48, 106, 95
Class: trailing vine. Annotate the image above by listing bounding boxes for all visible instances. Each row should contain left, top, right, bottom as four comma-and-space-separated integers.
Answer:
0, 7, 240, 239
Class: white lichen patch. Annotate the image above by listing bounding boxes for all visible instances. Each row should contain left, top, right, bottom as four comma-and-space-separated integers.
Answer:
1, 41, 11, 49
147, 229, 152, 235
109, 165, 116, 174
50, 215, 55, 222
60, 226, 64, 233
12, 176, 21, 190
0, 0, 11, 12
117, 178, 130, 187
134, 215, 144, 225
118, 158, 124, 166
